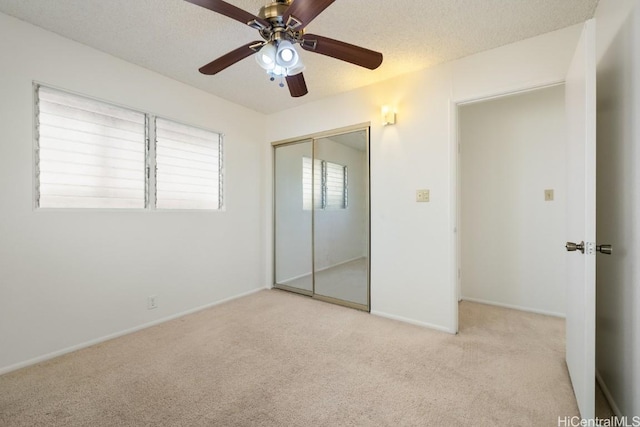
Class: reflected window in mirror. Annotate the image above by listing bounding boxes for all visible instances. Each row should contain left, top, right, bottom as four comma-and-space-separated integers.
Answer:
324, 161, 348, 209
302, 156, 347, 210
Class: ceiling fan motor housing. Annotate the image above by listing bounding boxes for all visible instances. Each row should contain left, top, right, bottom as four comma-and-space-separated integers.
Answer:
259, 0, 289, 23
258, 0, 303, 43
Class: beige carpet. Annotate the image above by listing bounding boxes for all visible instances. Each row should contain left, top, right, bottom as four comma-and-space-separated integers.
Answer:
0, 290, 580, 426
280, 258, 368, 306
315, 258, 368, 305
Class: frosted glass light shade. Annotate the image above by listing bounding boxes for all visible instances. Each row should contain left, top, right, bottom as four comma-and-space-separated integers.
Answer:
286, 60, 305, 76
276, 40, 299, 68
272, 65, 287, 77
256, 43, 276, 70
382, 106, 396, 126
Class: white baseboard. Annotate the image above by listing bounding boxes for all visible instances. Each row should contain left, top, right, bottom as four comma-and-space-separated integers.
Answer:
596, 369, 622, 417
278, 256, 366, 284
371, 310, 456, 334
460, 296, 565, 318
0, 287, 265, 376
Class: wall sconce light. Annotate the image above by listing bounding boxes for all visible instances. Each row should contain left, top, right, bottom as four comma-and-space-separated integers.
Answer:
382, 105, 396, 126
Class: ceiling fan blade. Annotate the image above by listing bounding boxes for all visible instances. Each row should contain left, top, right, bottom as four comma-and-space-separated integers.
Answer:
185, 0, 269, 28
285, 73, 308, 97
282, 0, 335, 28
199, 41, 262, 75
301, 34, 383, 70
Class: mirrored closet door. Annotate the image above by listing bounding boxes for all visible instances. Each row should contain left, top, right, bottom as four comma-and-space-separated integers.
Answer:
273, 126, 370, 311
274, 139, 313, 295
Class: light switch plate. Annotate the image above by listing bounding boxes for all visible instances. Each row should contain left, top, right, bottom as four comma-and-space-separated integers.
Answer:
416, 189, 430, 202
544, 189, 554, 201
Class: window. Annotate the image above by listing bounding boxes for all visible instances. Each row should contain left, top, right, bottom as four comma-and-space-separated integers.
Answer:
302, 156, 322, 210
324, 161, 348, 209
35, 85, 146, 208
34, 85, 224, 210
155, 118, 222, 210
302, 156, 347, 210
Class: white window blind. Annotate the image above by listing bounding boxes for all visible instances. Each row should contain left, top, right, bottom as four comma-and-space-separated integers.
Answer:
155, 118, 222, 210
325, 161, 347, 209
35, 85, 146, 208
302, 156, 322, 210
302, 157, 347, 210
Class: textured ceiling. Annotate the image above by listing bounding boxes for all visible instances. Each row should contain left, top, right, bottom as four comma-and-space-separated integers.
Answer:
0, 0, 598, 113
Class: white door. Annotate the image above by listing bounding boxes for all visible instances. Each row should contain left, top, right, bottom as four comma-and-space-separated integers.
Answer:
565, 19, 596, 419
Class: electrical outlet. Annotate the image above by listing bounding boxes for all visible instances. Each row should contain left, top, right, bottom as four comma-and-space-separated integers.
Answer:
147, 295, 158, 310
416, 189, 430, 203
544, 189, 554, 201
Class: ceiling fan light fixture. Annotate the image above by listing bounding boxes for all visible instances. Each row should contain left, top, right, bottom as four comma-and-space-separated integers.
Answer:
286, 60, 305, 76
255, 42, 277, 70
271, 64, 288, 77
275, 40, 299, 68
188, 0, 383, 98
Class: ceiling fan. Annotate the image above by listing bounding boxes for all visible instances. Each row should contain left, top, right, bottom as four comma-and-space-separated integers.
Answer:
185, 0, 383, 97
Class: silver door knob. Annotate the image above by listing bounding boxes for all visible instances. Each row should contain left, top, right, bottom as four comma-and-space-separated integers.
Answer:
566, 241, 612, 255
596, 244, 612, 255
566, 241, 585, 253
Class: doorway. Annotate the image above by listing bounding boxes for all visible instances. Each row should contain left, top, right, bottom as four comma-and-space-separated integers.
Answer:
273, 125, 370, 311
457, 85, 567, 323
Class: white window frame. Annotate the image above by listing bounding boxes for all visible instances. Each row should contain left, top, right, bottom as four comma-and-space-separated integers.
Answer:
154, 117, 224, 210
34, 84, 148, 209
33, 83, 224, 212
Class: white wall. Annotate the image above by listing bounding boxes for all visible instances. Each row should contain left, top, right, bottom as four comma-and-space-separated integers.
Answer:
459, 85, 567, 316
265, 24, 582, 332
594, 0, 640, 416
0, 13, 266, 373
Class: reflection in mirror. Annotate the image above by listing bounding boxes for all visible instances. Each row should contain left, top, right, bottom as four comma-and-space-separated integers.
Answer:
274, 141, 313, 292
313, 130, 369, 306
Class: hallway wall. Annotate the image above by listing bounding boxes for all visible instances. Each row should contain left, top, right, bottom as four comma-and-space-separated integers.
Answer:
459, 85, 567, 316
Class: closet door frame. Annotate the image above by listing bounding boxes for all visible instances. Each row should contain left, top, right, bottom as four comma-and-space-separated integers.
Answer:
272, 123, 371, 312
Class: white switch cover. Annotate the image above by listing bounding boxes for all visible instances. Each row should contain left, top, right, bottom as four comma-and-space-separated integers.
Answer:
544, 189, 554, 201
148, 295, 158, 310
416, 189, 430, 202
